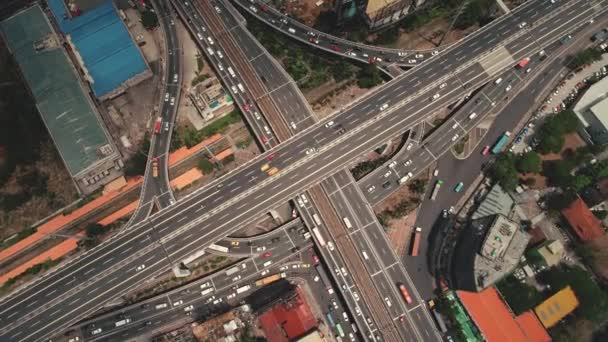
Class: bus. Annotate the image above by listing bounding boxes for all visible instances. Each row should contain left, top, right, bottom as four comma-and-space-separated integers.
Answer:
342, 217, 353, 229
491, 131, 511, 154
326, 313, 336, 327
312, 227, 326, 247
208, 244, 229, 253
430, 180, 443, 200
315, 264, 334, 294
454, 182, 464, 193
336, 323, 345, 337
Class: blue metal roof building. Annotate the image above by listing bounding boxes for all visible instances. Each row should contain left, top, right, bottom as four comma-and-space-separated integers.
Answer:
47, 0, 149, 99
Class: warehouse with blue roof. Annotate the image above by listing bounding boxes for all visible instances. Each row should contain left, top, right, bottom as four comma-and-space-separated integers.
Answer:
47, 0, 151, 100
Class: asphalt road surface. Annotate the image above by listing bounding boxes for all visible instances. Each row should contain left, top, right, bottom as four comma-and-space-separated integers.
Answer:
0, 1, 602, 340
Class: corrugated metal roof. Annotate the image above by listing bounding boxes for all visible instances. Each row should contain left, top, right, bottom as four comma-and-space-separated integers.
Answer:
534, 286, 579, 328
515, 311, 551, 342
47, 0, 148, 98
561, 197, 605, 242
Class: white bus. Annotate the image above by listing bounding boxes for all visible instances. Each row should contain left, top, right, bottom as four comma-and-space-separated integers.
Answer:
312, 227, 326, 247
208, 243, 229, 253
312, 213, 322, 225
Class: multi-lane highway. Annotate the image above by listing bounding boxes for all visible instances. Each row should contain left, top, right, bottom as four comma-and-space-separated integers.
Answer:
0, 0, 602, 340
230, 0, 439, 68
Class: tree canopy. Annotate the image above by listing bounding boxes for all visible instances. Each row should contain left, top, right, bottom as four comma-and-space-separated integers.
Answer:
487, 153, 519, 191
141, 10, 158, 30
516, 152, 542, 174
357, 64, 383, 88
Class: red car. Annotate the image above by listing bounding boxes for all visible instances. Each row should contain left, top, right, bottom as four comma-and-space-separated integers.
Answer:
267, 153, 275, 161
482, 145, 490, 155
262, 252, 272, 258
329, 44, 341, 52
312, 255, 319, 265
243, 103, 250, 113
261, 135, 268, 144
368, 57, 376, 63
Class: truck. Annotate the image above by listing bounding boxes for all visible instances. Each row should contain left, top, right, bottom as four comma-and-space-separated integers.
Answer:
227, 67, 236, 77
255, 272, 286, 287
267, 167, 279, 176
399, 284, 413, 304
315, 264, 334, 294
201, 288, 214, 296
491, 131, 511, 154
154, 117, 162, 134
430, 180, 443, 201
312, 213, 322, 225
342, 217, 353, 229
410, 227, 422, 256
115, 318, 131, 327
517, 57, 530, 68
236, 285, 251, 294
152, 157, 158, 178
225, 266, 240, 276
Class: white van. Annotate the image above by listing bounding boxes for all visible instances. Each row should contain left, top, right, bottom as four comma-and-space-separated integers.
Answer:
288, 27, 296, 34
362, 251, 369, 260
227, 67, 236, 77
263, 260, 273, 267
494, 77, 503, 84
468, 112, 477, 120
155, 303, 168, 309
237, 83, 245, 92
343, 217, 353, 229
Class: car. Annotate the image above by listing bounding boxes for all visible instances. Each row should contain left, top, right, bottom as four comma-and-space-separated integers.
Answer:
431, 93, 440, 101
164, 93, 169, 102
382, 181, 391, 189
452, 122, 459, 129
397, 51, 406, 57
433, 169, 439, 177
505, 84, 512, 92
342, 312, 350, 322
439, 82, 447, 89
432, 50, 439, 56
482, 145, 490, 155
301, 194, 309, 203
408, 59, 418, 64
232, 275, 242, 281
384, 171, 392, 179
335, 267, 341, 276
468, 112, 478, 120
267, 153, 275, 161
341, 284, 347, 291
406, 142, 413, 150
399, 315, 406, 322
184, 305, 194, 312
452, 134, 460, 142
262, 252, 272, 258
327, 241, 335, 251
388, 160, 397, 168
313, 275, 320, 282
68, 338, 80, 342
325, 120, 335, 127
518, 22, 527, 28
404, 159, 412, 166
415, 53, 424, 59
213, 298, 223, 305
261, 135, 268, 144
380, 103, 389, 111
332, 300, 339, 310
207, 36, 214, 45
525, 67, 532, 73
217, 63, 224, 71
91, 328, 102, 335
352, 292, 360, 301
305, 147, 317, 155
170, 97, 175, 106
341, 267, 348, 275
367, 186, 376, 193
515, 136, 523, 144
136, 264, 146, 271
261, 269, 270, 276
329, 44, 341, 52
214, 5, 221, 13
495, 77, 503, 84
173, 300, 183, 306
256, 246, 266, 252
309, 37, 319, 44
231, 85, 238, 94
347, 51, 357, 57
227, 293, 236, 299
216, 50, 223, 58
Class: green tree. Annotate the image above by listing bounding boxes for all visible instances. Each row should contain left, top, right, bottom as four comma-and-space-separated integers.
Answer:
542, 160, 573, 188
570, 174, 592, 191
330, 62, 355, 82
85, 223, 104, 239
487, 153, 519, 191
516, 152, 541, 174
357, 64, 383, 88
375, 26, 400, 45
141, 10, 158, 30
569, 47, 603, 70
197, 158, 215, 175
497, 276, 545, 315
409, 179, 428, 194
593, 210, 608, 220
537, 132, 564, 154
538, 265, 608, 323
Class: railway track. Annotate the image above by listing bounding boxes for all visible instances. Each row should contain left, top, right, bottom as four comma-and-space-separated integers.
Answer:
196, 0, 292, 142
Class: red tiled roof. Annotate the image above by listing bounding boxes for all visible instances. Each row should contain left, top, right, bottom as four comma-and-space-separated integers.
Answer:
458, 287, 528, 342
516, 311, 551, 342
259, 287, 316, 341
561, 197, 604, 242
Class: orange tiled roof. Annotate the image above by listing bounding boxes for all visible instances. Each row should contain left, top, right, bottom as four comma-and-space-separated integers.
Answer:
516, 311, 551, 342
561, 197, 604, 242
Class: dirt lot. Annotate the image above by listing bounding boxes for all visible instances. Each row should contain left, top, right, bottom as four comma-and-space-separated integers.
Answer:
307, 80, 374, 118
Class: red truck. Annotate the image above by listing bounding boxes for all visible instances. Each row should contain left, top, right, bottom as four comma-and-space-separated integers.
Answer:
399, 284, 413, 304
154, 117, 162, 135
517, 57, 530, 68
410, 227, 422, 256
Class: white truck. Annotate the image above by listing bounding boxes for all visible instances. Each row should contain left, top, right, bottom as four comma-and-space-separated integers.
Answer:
236, 285, 251, 294
115, 318, 131, 327
225, 266, 240, 276
227, 67, 236, 77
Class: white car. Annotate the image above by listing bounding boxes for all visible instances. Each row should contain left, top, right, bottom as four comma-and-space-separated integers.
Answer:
406, 142, 413, 150
136, 264, 146, 271
261, 269, 270, 276
231, 85, 238, 94
397, 51, 406, 57
256, 246, 266, 252
352, 292, 360, 301
301, 194, 309, 203
254, 112, 261, 120
432, 50, 439, 56
367, 186, 376, 193
226, 293, 236, 299
91, 328, 102, 335
327, 241, 335, 251
214, 6, 221, 13
325, 120, 335, 127
164, 93, 169, 102
184, 305, 194, 312
505, 85, 512, 92
518, 22, 527, 28
380, 103, 389, 111
173, 300, 183, 306
404, 159, 412, 166
415, 53, 424, 59
290, 121, 297, 129
313, 275, 320, 282
452, 134, 460, 142
173, 74, 178, 83
431, 93, 440, 101
408, 59, 417, 64
439, 83, 447, 89
212, 298, 223, 305
388, 160, 397, 168
170, 97, 175, 106
384, 170, 392, 178
217, 63, 224, 71
343, 312, 349, 322
207, 36, 214, 45
433, 169, 439, 177
217, 50, 223, 58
